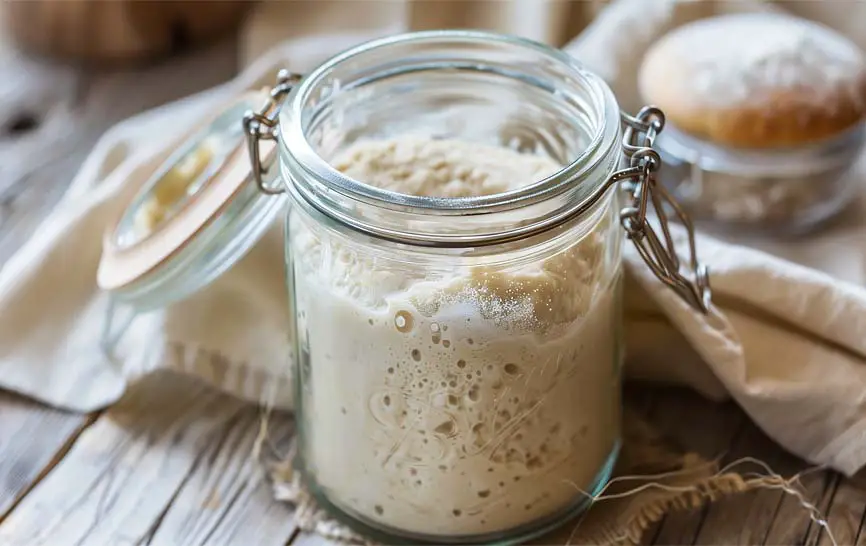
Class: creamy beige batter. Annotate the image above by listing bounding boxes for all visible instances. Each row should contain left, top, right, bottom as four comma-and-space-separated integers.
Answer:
291, 137, 622, 538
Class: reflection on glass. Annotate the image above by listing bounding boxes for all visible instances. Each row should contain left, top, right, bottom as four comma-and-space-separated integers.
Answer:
133, 136, 217, 236
113, 99, 256, 249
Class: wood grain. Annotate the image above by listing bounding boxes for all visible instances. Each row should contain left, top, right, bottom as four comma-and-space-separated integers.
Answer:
817, 472, 866, 545
144, 408, 296, 546
803, 473, 843, 546
0, 391, 94, 519
762, 471, 837, 545
0, 373, 255, 546
693, 419, 805, 545
648, 389, 745, 546
0, 35, 242, 539
0, 47, 98, 512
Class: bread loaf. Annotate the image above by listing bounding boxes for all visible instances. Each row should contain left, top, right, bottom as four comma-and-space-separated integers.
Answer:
638, 13, 866, 148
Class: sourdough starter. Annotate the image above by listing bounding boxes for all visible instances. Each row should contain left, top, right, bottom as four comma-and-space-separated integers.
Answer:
291, 138, 621, 537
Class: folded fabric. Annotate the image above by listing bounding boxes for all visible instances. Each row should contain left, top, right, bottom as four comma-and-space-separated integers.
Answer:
3, 0, 866, 478
568, 0, 866, 475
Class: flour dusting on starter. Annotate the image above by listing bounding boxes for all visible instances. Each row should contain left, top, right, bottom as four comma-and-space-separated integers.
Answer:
675, 15, 866, 109
290, 137, 621, 537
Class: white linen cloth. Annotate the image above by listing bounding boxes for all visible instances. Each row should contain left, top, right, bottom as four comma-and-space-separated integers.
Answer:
3, 0, 866, 476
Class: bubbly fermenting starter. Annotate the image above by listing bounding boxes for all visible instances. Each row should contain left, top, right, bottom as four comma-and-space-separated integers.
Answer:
291, 137, 622, 537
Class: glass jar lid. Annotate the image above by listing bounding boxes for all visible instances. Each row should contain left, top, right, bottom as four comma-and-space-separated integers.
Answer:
97, 90, 287, 310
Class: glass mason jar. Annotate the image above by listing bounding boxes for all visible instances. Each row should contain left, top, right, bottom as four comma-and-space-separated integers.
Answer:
94, 28, 711, 546
96, 28, 710, 546
240, 30, 709, 544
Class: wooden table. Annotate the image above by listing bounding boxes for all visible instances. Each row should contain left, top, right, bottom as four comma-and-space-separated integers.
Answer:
0, 37, 863, 546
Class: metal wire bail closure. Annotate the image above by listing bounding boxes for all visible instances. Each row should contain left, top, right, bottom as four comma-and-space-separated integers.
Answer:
244, 71, 711, 314
242, 69, 302, 195
616, 106, 712, 314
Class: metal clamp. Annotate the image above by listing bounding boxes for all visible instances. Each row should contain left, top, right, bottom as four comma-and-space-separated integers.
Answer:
243, 70, 711, 314
616, 106, 712, 314
242, 69, 302, 195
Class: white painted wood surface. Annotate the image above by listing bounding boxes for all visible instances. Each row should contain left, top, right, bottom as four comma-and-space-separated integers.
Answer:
0, 391, 92, 516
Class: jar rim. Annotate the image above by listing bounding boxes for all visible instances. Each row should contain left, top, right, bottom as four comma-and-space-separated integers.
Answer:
279, 29, 621, 217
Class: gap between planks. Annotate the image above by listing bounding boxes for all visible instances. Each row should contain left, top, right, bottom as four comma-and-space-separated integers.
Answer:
643, 388, 859, 546
0, 372, 296, 546
643, 388, 746, 546
0, 392, 101, 521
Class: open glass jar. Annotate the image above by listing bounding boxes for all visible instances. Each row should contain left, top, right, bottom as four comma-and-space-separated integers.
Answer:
267, 31, 710, 544
98, 30, 711, 546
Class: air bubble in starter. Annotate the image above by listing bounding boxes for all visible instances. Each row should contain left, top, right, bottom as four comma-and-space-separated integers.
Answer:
430, 322, 442, 344
504, 363, 520, 375
395, 311, 415, 333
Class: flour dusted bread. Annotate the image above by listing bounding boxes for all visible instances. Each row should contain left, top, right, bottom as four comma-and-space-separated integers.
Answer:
638, 13, 866, 149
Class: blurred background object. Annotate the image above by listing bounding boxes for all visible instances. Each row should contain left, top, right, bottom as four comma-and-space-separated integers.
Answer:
237, 0, 866, 69
238, 0, 609, 65
1, 0, 252, 64
3, 0, 865, 69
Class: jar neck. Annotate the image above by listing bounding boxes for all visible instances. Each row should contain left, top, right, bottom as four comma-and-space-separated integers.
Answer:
279, 30, 622, 247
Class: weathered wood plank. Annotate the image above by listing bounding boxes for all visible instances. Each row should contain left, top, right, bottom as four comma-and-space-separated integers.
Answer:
648, 388, 745, 546
144, 408, 296, 546
693, 419, 807, 546
0, 373, 256, 546
621, 385, 662, 546
817, 472, 866, 546
0, 391, 94, 518
803, 473, 843, 546
763, 469, 838, 545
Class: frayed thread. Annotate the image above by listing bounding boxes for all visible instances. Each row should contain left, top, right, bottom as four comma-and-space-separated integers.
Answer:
561, 456, 837, 546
